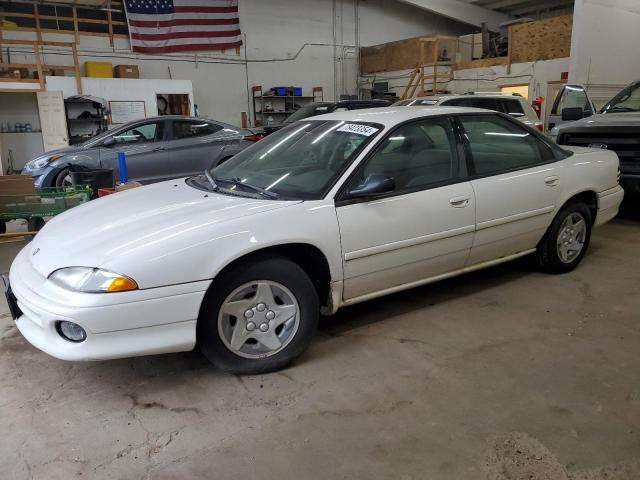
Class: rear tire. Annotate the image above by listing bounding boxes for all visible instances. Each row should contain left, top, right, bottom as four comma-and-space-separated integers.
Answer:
198, 257, 319, 375
535, 201, 592, 274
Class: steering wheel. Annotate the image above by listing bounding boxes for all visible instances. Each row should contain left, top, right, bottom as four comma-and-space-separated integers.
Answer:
131, 129, 146, 142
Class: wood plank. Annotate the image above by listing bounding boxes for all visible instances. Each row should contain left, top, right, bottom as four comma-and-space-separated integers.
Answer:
107, 1, 114, 48
0, 26, 127, 39
0, 78, 40, 83
455, 56, 509, 70
72, 6, 80, 45
33, 4, 42, 43
33, 42, 45, 90
510, 15, 572, 63
71, 43, 82, 94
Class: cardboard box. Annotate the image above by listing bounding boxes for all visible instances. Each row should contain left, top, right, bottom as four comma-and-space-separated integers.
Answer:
85, 61, 113, 78
0, 175, 36, 195
114, 65, 140, 79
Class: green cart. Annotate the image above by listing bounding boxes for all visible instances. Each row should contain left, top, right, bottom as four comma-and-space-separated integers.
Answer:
0, 186, 92, 234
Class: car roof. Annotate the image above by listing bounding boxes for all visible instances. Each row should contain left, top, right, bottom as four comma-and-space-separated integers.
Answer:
423, 93, 523, 101
310, 106, 493, 127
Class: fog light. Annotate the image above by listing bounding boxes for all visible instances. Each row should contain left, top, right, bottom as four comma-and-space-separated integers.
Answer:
57, 321, 87, 342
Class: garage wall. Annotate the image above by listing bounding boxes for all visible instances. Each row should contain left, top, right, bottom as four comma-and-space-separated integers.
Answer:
363, 57, 569, 120
569, 0, 640, 102
1, 0, 473, 126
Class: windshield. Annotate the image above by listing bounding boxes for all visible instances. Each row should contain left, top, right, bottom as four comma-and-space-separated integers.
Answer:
203, 120, 382, 200
284, 103, 334, 124
601, 81, 640, 113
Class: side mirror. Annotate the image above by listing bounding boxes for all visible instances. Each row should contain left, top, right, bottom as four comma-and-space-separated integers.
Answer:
102, 137, 116, 148
346, 174, 395, 199
561, 107, 585, 121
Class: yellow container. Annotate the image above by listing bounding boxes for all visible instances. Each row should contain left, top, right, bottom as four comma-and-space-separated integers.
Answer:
85, 61, 113, 78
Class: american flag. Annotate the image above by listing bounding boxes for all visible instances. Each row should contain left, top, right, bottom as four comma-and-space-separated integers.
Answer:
124, 0, 242, 54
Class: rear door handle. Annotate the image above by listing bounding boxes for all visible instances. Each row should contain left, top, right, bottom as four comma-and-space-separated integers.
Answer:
152, 146, 167, 152
449, 196, 470, 208
544, 175, 559, 187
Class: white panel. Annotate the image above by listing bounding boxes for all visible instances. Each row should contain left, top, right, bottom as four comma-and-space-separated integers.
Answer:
36, 91, 69, 152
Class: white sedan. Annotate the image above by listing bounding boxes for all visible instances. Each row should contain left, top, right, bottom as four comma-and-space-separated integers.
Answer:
5, 107, 624, 374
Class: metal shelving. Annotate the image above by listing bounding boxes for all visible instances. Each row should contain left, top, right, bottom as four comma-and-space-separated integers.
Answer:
251, 86, 323, 127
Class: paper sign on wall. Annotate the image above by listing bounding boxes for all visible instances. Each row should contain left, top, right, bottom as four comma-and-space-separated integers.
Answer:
109, 101, 147, 124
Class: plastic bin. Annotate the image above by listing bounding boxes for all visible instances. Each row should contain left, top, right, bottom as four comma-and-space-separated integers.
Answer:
293, 87, 302, 96
272, 86, 287, 96
85, 61, 113, 78
69, 169, 114, 197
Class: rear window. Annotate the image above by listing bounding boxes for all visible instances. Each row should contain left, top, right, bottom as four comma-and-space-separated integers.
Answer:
501, 99, 525, 117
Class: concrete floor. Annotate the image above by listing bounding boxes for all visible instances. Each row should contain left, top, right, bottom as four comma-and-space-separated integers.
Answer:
1, 213, 640, 480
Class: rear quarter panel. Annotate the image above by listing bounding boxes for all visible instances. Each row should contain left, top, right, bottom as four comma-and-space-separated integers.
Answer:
555, 147, 620, 210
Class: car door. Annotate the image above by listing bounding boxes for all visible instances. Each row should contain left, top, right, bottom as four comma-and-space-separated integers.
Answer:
99, 119, 171, 183
335, 116, 476, 300
457, 113, 561, 266
547, 84, 596, 131
166, 119, 227, 177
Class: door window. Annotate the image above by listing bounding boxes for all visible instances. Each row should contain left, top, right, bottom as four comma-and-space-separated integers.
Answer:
112, 122, 164, 145
551, 85, 592, 115
171, 120, 222, 139
459, 114, 554, 176
346, 117, 459, 195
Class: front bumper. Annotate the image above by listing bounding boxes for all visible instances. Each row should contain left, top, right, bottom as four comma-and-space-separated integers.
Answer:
8, 247, 209, 361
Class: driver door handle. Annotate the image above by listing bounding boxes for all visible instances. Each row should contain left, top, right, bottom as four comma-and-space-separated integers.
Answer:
544, 175, 559, 187
449, 196, 470, 208
152, 146, 167, 152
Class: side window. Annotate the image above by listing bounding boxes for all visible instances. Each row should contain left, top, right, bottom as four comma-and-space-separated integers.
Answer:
347, 117, 459, 195
551, 85, 591, 115
112, 122, 163, 145
467, 98, 502, 112
441, 98, 472, 108
501, 99, 525, 117
460, 115, 554, 176
172, 120, 222, 140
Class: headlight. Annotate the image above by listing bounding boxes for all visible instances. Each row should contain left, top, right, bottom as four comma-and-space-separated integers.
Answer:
49, 267, 138, 293
29, 154, 63, 170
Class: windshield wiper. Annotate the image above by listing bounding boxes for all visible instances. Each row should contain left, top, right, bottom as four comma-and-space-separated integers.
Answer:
218, 177, 279, 199
203, 169, 219, 191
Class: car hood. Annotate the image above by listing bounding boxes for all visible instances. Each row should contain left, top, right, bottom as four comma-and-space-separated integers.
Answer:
28, 179, 300, 280
557, 112, 640, 131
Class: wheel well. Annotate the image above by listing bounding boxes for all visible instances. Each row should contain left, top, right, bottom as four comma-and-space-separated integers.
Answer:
563, 191, 598, 223
214, 244, 332, 307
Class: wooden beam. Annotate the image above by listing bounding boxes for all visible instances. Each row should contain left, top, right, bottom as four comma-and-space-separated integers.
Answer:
33, 42, 45, 91
72, 6, 80, 45
71, 43, 82, 94
107, 1, 114, 48
33, 4, 42, 43
0, 78, 40, 83
0, 26, 128, 39
3, 12, 127, 26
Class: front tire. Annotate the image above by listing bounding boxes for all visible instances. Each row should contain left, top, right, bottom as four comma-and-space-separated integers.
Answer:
198, 257, 319, 375
536, 201, 592, 273
54, 168, 74, 188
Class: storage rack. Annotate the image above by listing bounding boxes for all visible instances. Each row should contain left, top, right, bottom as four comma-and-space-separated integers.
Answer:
252, 86, 323, 127
64, 97, 107, 145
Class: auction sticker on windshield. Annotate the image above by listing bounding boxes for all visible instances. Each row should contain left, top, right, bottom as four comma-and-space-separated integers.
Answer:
337, 124, 379, 136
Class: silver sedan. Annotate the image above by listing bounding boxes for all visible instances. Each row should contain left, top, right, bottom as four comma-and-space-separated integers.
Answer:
22, 115, 261, 188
